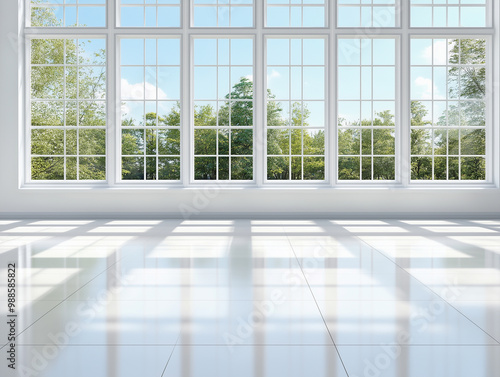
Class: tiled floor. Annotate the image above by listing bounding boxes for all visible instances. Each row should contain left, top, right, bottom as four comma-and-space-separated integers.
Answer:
0, 219, 499, 376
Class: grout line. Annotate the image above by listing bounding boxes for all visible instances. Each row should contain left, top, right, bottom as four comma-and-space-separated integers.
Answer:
284, 227, 352, 377
11, 343, 500, 347
160, 333, 181, 377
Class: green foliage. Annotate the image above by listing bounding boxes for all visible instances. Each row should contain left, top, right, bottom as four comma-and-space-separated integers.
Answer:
30, 11, 107, 181
31, 1, 63, 27
192, 78, 254, 180
411, 38, 486, 181
338, 108, 396, 181
31, 8, 486, 184
121, 103, 181, 180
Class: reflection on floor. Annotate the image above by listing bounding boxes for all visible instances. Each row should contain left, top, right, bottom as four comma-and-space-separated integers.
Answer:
0, 219, 499, 376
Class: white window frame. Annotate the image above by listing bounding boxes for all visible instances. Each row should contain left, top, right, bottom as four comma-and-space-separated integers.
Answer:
336, 0, 400, 28
190, 35, 256, 183
408, 35, 491, 183
409, 0, 493, 28
264, 35, 330, 185
116, 1, 182, 28
117, 35, 183, 183
191, 0, 256, 28
264, 0, 329, 28
336, 35, 400, 183
27, 0, 108, 28
10, 0, 500, 196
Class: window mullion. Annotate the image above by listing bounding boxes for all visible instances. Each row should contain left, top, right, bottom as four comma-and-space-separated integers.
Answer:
183, 2, 191, 186
108, 0, 117, 186
486, 36, 494, 183
331, 0, 337, 186
400, 0, 410, 186
255, 0, 264, 186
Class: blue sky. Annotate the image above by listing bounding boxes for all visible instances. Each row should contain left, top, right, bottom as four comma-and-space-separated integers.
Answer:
410, 2, 486, 27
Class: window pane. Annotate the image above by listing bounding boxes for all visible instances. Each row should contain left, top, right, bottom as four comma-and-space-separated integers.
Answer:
120, 38, 181, 181
267, 1, 325, 27
410, 38, 487, 181
30, 38, 107, 181
193, 0, 254, 27
31, 0, 106, 27
410, 0, 487, 27
194, 38, 254, 181
338, 38, 396, 181
119, 0, 180, 27
337, 0, 397, 28
267, 38, 326, 181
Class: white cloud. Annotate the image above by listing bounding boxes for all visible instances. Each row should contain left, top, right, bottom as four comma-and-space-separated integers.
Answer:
120, 79, 168, 100
423, 40, 449, 65
414, 76, 433, 99
267, 69, 281, 81
414, 76, 445, 100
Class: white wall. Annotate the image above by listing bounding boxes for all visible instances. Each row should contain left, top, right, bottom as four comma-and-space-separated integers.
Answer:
1, 0, 499, 219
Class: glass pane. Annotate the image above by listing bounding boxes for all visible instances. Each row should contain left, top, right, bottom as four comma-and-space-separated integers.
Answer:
410, 38, 487, 181
31, 1, 106, 27
338, 38, 396, 181
267, 38, 326, 182
267, 2, 325, 27
120, 38, 182, 181
193, 0, 254, 27
410, 1, 487, 27
338, 1, 397, 27
193, 38, 254, 181
30, 38, 107, 181
119, 1, 181, 27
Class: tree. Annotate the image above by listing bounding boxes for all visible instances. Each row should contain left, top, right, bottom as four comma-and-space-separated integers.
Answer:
122, 104, 181, 180
338, 108, 396, 180
410, 100, 433, 180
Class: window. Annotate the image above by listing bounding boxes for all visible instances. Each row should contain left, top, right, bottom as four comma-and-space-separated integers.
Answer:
337, 0, 397, 27
120, 37, 181, 181
410, 38, 487, 181
410, 0, 487, 27
30, 38, 107, 181
119, 0, 181, 27
24, 0, 495, 187
266, 38, 326, 181
338, 38, 397, 181
193, 0, 254, 27
193, 38, 254, 181
30, 0, 106, 27
266, 0, 326, 27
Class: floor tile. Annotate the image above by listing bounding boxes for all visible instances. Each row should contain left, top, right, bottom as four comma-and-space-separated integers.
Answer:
0, 346, 174, 377
406, 270, 500, 301
338, 345, 500, 377
15, 300, 181, 346
317, 300, 498, 345
453, 301, 500, 342
175, 300, 332, 345
306, 270, 437, 301
67, 269, 316, 301
163, 345, 348, 377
